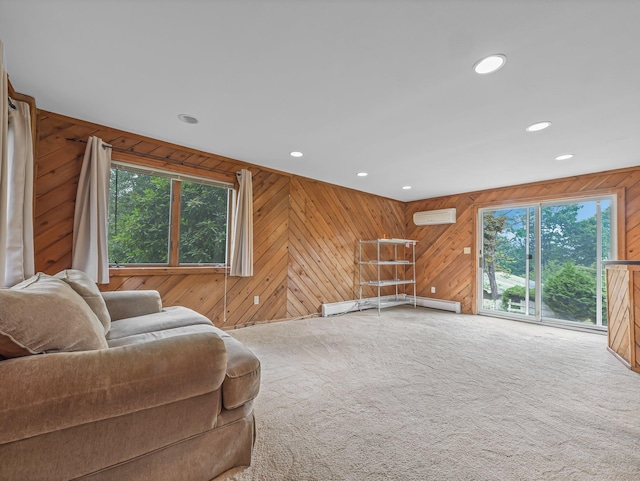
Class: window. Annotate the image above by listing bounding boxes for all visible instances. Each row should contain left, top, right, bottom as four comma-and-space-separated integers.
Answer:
108, 164, 232, 266
179, 180, 229, 264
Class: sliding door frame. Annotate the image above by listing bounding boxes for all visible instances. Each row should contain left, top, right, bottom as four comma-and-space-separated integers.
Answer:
475, 189, 624, 332
477, 202, 540, 324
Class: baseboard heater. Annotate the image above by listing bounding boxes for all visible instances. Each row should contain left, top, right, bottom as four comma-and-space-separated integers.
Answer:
414, 296, 461, 313
322, 295, 461, 317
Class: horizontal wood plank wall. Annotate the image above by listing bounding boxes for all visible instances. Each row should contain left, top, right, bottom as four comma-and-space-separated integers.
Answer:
34, 111, 289, 329
406, 168, 640, 314
287, 177, 405, 317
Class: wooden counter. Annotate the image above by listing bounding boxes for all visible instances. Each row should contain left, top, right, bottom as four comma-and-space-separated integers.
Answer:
605, 261, 640, 373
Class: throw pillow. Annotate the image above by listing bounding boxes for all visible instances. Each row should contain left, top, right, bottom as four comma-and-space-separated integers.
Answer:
55, 269, 111, 334
0, 273, 108, 358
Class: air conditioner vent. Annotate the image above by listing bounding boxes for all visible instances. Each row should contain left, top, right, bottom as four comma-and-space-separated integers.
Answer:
413, 208, 456, 226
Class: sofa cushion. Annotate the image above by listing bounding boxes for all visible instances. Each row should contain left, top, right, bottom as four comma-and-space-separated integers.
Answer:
55, 269, 111, 334
106, 307, 260, 410
0, 273, 108, 358
101, 290, 163, 321
107, 324, 220, 348
107, 306, 213, 340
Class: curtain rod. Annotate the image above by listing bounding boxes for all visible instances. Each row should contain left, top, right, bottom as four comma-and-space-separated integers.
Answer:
66, 138, 236, 177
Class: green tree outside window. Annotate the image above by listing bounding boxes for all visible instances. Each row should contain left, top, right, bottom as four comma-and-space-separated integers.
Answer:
108, 167, 229, 265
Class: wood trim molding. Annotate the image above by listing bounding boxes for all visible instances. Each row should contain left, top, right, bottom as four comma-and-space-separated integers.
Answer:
473, 187, 625, 211
109, 266, 228, 276
111, 150, 237, 185
471, 205, 479, 315
616, 187, 626, 260
169, 180, 181, 266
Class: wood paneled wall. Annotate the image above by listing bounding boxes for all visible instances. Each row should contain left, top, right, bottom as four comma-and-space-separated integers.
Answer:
606, 265, 633, 365
287, 177, 404, 316
101, 168, 291, 329
34, 109, 640, 325
605, 263, 640, 373
406, 169, 640, 314
34, 111, 403, 329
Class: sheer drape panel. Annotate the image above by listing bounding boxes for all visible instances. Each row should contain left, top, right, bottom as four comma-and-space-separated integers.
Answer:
1, 102, 35, 287
0, 42, 35, 288
0, 40, 9, 287
72, 136, 111, 284
230, 169, 253, 277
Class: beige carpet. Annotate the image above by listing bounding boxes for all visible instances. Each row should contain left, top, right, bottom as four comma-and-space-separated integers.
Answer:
223, 307, 640, 481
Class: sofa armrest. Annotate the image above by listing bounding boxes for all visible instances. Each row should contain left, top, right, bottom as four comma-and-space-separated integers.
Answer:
221, 335, 261, 410
101, 290, 163, 321
0, 332, 226, 445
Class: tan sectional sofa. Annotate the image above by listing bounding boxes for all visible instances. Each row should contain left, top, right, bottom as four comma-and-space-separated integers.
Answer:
0, 270, 260, 481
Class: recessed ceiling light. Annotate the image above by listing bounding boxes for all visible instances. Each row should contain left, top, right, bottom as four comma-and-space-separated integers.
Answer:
290, 151, 303, 158
526, 121, 552, 132
178, 114, 198, 124
402, 186, 412, 190
357, 172, 368, 177
473, 54, 507, 74
555, 154, 574, 161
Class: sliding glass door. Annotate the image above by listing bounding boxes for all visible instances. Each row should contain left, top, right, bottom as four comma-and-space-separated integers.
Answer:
478, 196, 614, 330
480, 206, 535, 317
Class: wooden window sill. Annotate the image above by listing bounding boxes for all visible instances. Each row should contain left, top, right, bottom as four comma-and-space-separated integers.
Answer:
109, 266, 228, 276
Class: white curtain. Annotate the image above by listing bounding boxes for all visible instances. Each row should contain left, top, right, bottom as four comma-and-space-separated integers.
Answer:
0, 40, 8, 287
0, 41, 35, 288
72, 136, 111, 284
230, 169, 253, 277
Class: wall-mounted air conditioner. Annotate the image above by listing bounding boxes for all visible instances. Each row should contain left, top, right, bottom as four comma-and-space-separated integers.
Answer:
413, 208, 456, 226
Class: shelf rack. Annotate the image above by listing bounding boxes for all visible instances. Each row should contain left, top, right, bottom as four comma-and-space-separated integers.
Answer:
358, 238, 418, 315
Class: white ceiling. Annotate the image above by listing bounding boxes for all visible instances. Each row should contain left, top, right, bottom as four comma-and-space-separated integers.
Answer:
2, 0, 640, 201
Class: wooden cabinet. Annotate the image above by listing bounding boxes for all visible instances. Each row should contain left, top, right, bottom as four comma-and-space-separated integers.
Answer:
359, 239, 417, 315
605, 261, 640, 373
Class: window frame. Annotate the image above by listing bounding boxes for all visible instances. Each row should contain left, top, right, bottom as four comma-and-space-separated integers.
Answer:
108, 161, 234, 271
